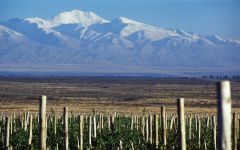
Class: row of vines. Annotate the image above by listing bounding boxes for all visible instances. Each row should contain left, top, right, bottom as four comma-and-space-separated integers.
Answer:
0, 108, 239, 149
0, 80, 236, 150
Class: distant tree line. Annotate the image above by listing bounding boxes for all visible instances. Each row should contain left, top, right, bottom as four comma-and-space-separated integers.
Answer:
201, 75, 240, 79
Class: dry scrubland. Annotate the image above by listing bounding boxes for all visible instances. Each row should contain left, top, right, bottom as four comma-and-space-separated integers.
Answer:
0, 76, 240, 114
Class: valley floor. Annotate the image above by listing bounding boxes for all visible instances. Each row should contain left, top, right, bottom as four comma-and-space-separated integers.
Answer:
0, 76, 239, 114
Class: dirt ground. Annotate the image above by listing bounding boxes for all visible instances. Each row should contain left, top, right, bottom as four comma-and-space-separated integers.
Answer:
0, 76, 239, 115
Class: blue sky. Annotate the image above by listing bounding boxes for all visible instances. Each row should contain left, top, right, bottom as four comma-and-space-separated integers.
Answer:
0, 0, 240, 40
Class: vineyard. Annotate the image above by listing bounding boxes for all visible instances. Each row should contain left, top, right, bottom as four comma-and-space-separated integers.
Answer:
0, 80, 237, 150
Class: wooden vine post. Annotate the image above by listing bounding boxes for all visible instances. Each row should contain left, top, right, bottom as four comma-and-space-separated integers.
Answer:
64, 107, 69, 150
212, 116, 217, 150
24, 111, 29, 131
198, 116, 201, 148
89, 115, 92, 148
137, 116, 140, 131
146, 117, 149, 142
39, 95, 47, 150
5, 116, 10, 148
28, 114, 33, 145
161, 106, 167, 146
217, 81, 232, 150
154, 114, 159, 148
10, 115, 13, 135
93, 113, 97, 138
177, 98, 186, 150
142, 116, 145, 139
101, 114, 104, 130
79, 115, 84, 150
232, 113, 237, 150
149, 114, 153, 144
189, 115, 192, 140
170, 115, 175, 130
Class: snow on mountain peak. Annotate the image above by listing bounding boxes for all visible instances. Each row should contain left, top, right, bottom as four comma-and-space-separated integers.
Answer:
212, 35, 225, 41
0, 25, 22, 36
235, 39, 240, 44
172, 28, 197, 38
0, 25, 28, 42
50, 9, 109, 27
115, 17, 142, 25
1, 10, 240, 69
25, 17, 51, 28
108, 17, 175, 39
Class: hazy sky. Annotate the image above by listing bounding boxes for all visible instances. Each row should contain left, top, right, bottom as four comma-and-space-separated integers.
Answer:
0, 0, 240, 40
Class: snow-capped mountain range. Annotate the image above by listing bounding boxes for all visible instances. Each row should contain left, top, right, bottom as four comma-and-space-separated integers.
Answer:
0, 9, 240, 69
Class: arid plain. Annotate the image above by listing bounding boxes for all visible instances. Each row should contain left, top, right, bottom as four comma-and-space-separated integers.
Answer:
0, 76, 239, 114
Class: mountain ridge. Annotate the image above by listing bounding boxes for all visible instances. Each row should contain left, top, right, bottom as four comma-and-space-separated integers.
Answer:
0, 9, 239, 69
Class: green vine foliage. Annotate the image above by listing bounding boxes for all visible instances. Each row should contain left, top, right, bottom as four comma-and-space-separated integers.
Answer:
0, 113, 224, 150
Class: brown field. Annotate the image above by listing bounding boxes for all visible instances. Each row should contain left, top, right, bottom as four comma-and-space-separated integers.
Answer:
0, 76, 239, 114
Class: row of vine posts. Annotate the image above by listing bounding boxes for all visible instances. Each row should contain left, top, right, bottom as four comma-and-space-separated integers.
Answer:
0, 80, 235, 149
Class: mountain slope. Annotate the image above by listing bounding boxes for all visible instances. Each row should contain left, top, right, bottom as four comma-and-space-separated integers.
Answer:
0, 9, 239, 69
0, 25, 30, 50
1, 18, 80, 48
